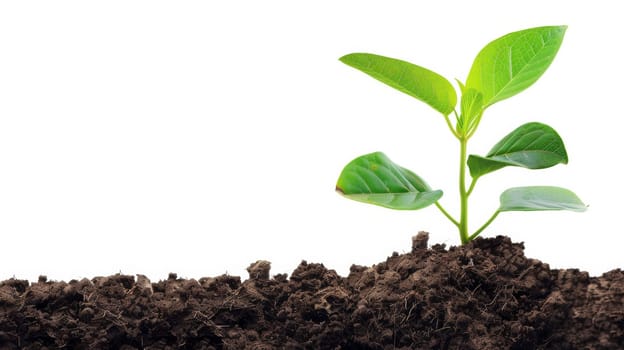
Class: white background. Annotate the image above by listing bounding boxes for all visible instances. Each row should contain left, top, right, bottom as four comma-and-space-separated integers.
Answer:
1, 1, 621, 282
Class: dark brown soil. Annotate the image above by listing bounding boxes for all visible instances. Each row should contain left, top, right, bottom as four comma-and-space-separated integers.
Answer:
1, 234, 623, 349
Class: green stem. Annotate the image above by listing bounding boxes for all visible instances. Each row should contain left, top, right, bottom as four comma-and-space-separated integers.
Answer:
435, 202, 459, 227
469, 210, 501, 241
466, 177, 478, 197
466, 111, 483, 139
444, 112, 460, 139
459, 137, 469, 244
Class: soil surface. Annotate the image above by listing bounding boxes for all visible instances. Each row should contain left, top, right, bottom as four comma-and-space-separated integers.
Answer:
1, 233, 623, 349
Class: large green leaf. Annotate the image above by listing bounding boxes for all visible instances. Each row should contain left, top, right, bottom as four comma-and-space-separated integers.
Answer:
499, 186, 586, 212
340, 53, 457, 116
466, 26, 566, 107
467, 122, 568, 179
336, 152, 442, 210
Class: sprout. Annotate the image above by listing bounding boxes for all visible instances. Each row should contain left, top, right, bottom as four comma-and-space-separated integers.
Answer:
336, 26, 586, 244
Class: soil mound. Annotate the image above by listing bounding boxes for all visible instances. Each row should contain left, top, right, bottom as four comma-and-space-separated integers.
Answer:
1, 234, 622, 349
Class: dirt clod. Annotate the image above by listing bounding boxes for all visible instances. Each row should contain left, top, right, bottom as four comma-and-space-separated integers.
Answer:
247, 260, 271, 280
1, 234, 622, 349
412, 230, 429, 250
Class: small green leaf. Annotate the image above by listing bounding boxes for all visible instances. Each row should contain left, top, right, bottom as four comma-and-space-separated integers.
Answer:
458, 88, 483, 134
467, 122, 568, 179
466, 26, 567, 107
336, 152, 442, 210
499, 186, 586, 212
455, 79, 466, 94
340, 53, 457, 116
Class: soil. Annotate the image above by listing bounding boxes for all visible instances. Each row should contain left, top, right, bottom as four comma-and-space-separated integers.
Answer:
1, 233, 623, 349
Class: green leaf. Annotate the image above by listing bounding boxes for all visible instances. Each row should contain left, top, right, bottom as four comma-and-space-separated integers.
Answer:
340, 53, 457, 116
499, 186, 586, 212
336, 152, 442, 210
455, 79, 466, 94
467, 122, 568, 178
466, 26, 567, 107
458, 88, 483, 134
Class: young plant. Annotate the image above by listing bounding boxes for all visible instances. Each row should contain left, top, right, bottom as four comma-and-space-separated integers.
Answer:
335, 25, 586, 244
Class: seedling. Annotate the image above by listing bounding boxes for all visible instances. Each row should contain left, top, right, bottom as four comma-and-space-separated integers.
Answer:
336, 26, 586, 244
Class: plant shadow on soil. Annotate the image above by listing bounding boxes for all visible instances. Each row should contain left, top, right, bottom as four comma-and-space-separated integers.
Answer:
1, 233, 623, 349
